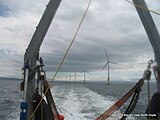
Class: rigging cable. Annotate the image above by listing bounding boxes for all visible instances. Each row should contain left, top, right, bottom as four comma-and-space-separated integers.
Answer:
146, 59, 153, 119
95, 78, 144, 120
147, 78, 151, 120
124, 0, 160, 16
121, 60, 152, 120
120, 82, 142, 120
29, 0, 92, 119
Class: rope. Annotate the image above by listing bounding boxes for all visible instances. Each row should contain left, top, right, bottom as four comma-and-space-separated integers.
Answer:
147, 79, 150, 106
51, 0, 92, 81
29, 0, 92, 119
95, 79, 144, 120
120, 86, 141, 120
124, 0, 160, 16
147, 79, 151, 120
121, 60, 152, 120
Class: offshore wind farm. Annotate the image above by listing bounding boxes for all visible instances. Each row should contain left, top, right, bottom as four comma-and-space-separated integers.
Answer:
0, 0, 160, 120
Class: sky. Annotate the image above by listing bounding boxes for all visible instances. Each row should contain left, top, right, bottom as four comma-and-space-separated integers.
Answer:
0, 0, 160, 81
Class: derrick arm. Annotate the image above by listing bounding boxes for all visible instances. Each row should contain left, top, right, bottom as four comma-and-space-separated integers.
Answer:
24, 0, 61, 61
132, 0, 160, 92
22, 0, 62, 119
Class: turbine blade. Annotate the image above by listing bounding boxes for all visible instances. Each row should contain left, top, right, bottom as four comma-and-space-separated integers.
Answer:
110, 61, 119, 64
104, 49, 109, 61
101, 61, 109, 70
86, 71, 90, 74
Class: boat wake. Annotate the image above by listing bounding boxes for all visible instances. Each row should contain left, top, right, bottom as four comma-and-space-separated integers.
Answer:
51, 84, 135, 120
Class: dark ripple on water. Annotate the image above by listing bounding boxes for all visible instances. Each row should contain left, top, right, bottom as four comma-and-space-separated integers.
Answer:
86, 81, 157, 120
0, 80, 157, 120
0, 80, 21, 120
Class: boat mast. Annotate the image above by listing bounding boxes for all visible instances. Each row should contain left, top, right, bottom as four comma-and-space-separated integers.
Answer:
132, 0, 160, 92
23, 0, 61, 119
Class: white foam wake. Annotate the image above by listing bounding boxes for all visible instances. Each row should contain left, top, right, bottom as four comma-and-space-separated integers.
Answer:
51, 84, 134, 120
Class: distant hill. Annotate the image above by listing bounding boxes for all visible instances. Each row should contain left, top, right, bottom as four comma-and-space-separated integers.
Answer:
0, 77, 21, 81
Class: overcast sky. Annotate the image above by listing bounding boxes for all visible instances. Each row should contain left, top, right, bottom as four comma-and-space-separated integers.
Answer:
0, 0, 160, 81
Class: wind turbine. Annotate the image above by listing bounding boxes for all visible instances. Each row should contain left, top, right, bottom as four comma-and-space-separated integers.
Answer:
66, 75, 67, 81
102, 49, 111, 85
71, 72, 80, 82
82, 70, 86, 84
81, 69, 89, 84
68, 74, 71, 81
66, 75, 70, 81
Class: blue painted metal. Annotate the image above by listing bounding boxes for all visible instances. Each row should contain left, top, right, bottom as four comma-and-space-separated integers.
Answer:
20, 102, 28, 120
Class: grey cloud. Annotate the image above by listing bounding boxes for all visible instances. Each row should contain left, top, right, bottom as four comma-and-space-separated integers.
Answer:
0, 0, 159, 78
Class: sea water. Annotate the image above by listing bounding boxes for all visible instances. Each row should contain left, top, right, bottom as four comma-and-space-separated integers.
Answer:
0, 80, 157, 120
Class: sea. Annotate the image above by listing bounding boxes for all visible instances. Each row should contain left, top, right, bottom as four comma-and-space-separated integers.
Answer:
0, 79, 157, 120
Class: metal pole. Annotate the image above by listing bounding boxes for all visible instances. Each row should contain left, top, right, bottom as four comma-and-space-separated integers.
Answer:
23, 0, 62, 119
108, 63, 110, 85
24, 68, 29, 101
132, 0, 160, 92
84, 71, 86, 84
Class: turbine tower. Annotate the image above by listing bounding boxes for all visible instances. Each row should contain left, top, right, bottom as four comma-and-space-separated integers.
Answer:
102, 49, 110, 85
81, 65, 89, 84
71, 72, 80, 82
